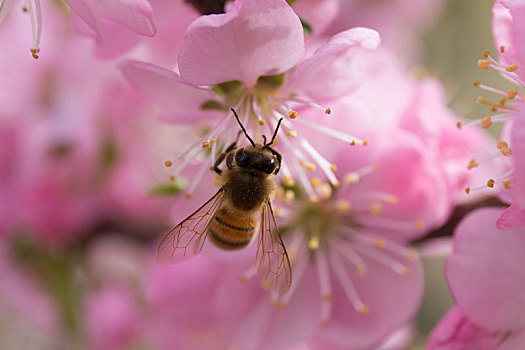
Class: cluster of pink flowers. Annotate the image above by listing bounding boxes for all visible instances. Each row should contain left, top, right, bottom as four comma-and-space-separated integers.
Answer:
0, 0, 520, 349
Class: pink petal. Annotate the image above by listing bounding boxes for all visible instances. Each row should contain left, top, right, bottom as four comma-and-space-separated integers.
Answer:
66, 0, 156, 38
292, 0, 339, 35
446, 207, 525, 332
283, 27, 380, 102
496, 204, 525, 229
119, 60, 216, 120
212, 264, 320, 350
426, 307, 503, 350
500, 0, 525, 65
178, 0, 305, 87
311, 250, 423, 349
511, 106, 525, 207
499, 330, 525, 350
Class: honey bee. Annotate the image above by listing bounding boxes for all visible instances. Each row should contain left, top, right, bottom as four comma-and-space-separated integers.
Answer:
157, 108, 291, 293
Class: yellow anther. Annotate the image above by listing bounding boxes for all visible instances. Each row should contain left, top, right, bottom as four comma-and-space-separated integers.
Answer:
300, 161, 316, 171
414, 220, 424, 230
165, 160, 173, 167
465, 187, 471, 194
483, 49, 490, 57
284, 190, 295, 204
309, 237, 320, 250
202, 141, 211, 148
400, 267, 411, 276
357, 265, 367, 277
481, 116, 492, 129
30, 48, 40, 59
332, 181, 340, 188
289, 110, 298, 119
497, 140, 509, 149
374, 238, 385, 249
363, 139, 369, 146
468, 159, 478, 170
258, 119, 265, 126
370, 202, 382, 216
357, 304, 370, 315
405, 250, 417, 260
344, 172, 360, 184
185, 192, 192, 198
507, 90, 518, 99
503, 180, 512, 189
349, 140, 357, 146
319, 183, 332, 199
311, 177, 321, 186
388, 195, 398, 204
487, 179, 495, 188
322, 294, 332, 302
506, 64, 518, 72
286, 130, 297, 138
477, 59, 491, 70
456, 121, 462, 129
473, 81, 481, 87
284, 176, 295, 187
335, 199, 351, 213
330, 164, 337, 171
500, 46, 506, 53
325, 108, 331, 115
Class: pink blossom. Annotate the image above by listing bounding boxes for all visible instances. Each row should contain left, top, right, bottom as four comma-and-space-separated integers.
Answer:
205, 129, 425, 350
0, 0, 157, 59
468, 1, 525, 227
427, 208, 525, 349
121, 0, 380, 198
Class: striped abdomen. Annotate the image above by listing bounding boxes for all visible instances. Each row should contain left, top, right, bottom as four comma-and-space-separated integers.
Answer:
208, 207, 258, 250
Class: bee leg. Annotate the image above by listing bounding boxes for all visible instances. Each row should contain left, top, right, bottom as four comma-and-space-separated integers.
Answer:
212, 133, 241, 175
267, 147, 282, 175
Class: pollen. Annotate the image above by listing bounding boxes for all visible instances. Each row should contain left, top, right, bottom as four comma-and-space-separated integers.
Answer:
505, 64, 518, 72
350, 140, 357, 146
202, 141, 211, 148
30, 48, 40, 59
465, 187, 471, 194
335, 199, 351, 213
330, 164, 337, 171
288, 110, 298, 119
487, 179, 495, 188
357, 304, 370, 315
284, 176, 295, 186
477, 59, 491, 70
483, 49, 490, 57
311, 177, 321, 186
165, 160, 173, 167
473, 81, 481, 87
369, 202, 382, 216
258, 119, 265, 126
286, 130, 297, 138
322, 293, 332, 302
414, 220, 424, 230
300, 161, 316, 171
405, 250, 417, 260
497, 141, 512, 156
468, 159, 478, 170
481, 116, 492, 129
457, 121, 462, 129
507, 90, 518, 99
503, 180, 512, 189
500, 46, 505, 53
374, 238, 385, 249
325, 108, 331, 115
185, 192, 192, 198
363, 139, 369, 146
344, 172, 360, 184
309, 237, 320, 250
388, 195, 398, 204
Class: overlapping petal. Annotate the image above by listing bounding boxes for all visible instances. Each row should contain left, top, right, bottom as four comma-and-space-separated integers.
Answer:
178, 0, 305, 87
446, 208, 525, 332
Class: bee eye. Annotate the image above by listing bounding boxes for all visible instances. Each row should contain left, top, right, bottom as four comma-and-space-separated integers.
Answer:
235, 149, 249, 167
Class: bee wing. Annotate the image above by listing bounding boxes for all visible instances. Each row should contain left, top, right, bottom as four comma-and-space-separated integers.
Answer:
156, 186, 227, 264
255, 201, 292, 293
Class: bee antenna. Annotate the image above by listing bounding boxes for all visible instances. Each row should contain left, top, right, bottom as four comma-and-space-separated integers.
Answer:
263, 118, 283, 149
231, 108, 255, 147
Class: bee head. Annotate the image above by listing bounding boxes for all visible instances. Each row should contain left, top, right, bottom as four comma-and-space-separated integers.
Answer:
235, 146, 278, 174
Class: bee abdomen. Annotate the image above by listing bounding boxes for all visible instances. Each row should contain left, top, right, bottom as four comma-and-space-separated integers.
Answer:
208, 210, 256, 250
